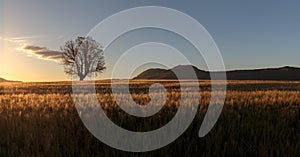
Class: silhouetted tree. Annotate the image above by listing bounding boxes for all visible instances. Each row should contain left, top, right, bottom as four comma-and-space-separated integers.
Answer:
61, 36, 106, 80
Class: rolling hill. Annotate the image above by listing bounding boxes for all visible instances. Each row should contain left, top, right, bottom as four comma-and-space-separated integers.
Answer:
0, 77, 20, 82
133, 65, 300, 80
0, 78, 8, 82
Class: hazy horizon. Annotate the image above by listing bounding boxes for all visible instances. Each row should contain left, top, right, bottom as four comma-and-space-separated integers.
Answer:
1, 64, 300, 82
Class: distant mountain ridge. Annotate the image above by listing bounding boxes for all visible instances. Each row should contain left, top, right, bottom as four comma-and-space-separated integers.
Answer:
0, 78, 7, 82
134, 65, 300, 80
0, 77, 20, 82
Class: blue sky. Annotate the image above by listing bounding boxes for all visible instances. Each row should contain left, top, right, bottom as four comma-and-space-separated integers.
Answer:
0, 0, 300, 81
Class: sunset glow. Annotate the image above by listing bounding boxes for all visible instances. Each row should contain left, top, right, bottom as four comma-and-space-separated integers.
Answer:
1, 0, 300, 82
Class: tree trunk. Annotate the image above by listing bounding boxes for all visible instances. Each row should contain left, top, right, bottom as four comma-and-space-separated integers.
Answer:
79, 76, 84, 81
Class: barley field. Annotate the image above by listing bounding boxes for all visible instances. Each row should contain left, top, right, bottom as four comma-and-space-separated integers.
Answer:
0, 80, 299, 156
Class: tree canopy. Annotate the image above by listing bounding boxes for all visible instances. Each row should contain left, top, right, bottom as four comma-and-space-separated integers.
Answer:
61, 36, 106, 80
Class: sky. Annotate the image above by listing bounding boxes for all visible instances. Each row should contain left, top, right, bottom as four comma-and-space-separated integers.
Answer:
0, 0, 300, 82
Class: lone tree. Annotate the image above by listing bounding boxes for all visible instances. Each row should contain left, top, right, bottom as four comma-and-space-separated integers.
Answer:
61, 36, 106, 80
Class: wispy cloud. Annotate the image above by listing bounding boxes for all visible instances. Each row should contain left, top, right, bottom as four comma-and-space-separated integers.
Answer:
1, 36, 62, 62
21, 45, 62, 62
0, 35, 44, 43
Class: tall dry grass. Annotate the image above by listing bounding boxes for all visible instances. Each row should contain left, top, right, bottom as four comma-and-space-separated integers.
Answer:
0, 81, 299, 156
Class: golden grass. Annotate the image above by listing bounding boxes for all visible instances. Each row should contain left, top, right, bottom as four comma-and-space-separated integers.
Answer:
0, 80, 299, 156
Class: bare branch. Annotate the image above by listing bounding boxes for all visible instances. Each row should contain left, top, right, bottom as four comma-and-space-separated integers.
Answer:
60, 36, 106, 80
